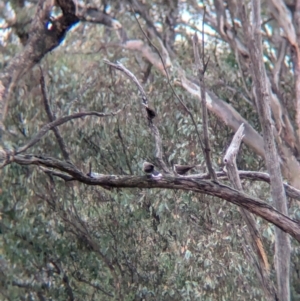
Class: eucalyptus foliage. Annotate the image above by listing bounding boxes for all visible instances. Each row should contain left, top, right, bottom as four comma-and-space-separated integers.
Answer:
1, 1, 300, 300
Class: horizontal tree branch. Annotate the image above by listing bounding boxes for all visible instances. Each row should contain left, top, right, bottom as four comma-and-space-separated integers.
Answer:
218, 171, 300, 201
7, 154, 300, 243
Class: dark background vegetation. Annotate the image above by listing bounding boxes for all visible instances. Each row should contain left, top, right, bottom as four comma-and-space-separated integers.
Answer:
0, 0, 300, 300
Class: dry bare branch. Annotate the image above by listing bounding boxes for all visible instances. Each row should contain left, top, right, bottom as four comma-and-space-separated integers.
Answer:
16, 108, 124, 155
223, 123, 276, 300
103, 60, 148, 105
103, 59, 169, 173
183, 170, 300, 200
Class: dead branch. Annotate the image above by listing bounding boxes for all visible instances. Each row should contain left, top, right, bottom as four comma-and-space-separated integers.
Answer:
103, 59, 170, 173
103, 60, 149, 105
16, 108, 124, 155
223, 123, 245, 189
183, 170, 300, 201
223, 123, 276, 300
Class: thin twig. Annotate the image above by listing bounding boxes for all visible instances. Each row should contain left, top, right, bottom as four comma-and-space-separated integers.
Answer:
40, 67, 70, 161
16, 108, 124, 155
117, 123, 133, 175
104, 59, 170, 173
40, 166, 74, 181
192, 8, 216, 181
130, 5, 205, 155
235, 48, 253, 100
75, 277, 114, 297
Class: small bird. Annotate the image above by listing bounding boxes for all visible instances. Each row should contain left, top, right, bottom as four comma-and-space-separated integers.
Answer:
142, 103, 156, 121
174, 164, 196, 175
145, 106, 156, 120
143, 161, 162, 178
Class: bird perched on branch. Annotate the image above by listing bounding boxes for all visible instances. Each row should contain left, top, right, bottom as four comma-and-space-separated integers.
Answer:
142, 103, 156, 122
143, 161, 162, 178
173, 164, 196, 175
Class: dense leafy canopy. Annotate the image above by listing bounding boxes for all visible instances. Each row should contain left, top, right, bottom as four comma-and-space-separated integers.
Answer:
1, 0, 300, 300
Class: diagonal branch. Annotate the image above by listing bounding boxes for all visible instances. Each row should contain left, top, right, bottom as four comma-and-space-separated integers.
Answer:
103, 60, 170, 173
40, 68, 70, 161
117, 124, 133, 175
130, 10, 205, 159
193, 29, 216, 180
16, 108, 124, 155
223, 123, 276, 300
103, 60, 149, 105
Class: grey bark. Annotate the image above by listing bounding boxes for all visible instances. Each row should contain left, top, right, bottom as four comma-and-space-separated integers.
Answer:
240, 1, 291, 300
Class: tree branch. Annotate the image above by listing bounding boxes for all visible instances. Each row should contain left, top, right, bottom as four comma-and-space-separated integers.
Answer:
0, 0, 79, 132
223, 123, 276, 300
6, 153, 300, 243
193, 28, 216, 180
40, 67, 70, 161
240, 1, 290, 299
103, 60, 170, 173
103, 60, 148, 105
130, 11, 206, 162
16, 108, 124, 155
